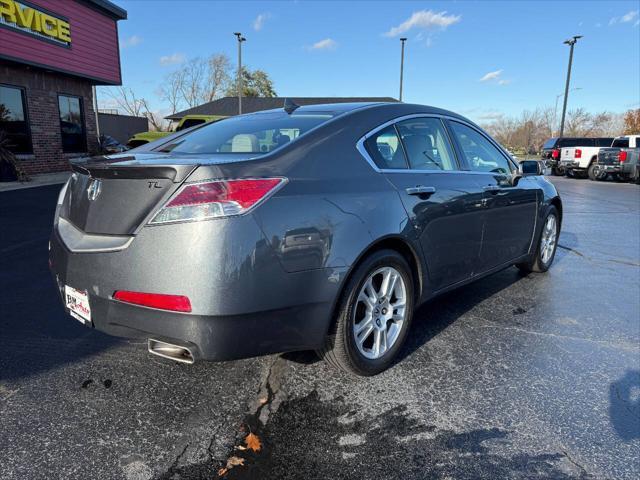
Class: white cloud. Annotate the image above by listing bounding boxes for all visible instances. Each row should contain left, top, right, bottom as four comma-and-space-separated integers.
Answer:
609, 10, 638, 25
308, 38, 338, 51
479, 69, 503, 82
120, 35, 142, 48
253, 12, 271, 31
159, 53, 185, 66
384, 10, 461, 37
479, 69, 511, 86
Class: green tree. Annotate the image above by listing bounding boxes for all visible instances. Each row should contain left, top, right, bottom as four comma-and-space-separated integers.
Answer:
225, 68, 276, 97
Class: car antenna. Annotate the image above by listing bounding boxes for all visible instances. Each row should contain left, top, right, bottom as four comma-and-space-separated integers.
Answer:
283, 98, 300, 114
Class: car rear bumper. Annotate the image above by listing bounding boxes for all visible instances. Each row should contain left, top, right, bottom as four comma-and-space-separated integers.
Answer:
49, 217, 345, 361
560, 161, 582, 170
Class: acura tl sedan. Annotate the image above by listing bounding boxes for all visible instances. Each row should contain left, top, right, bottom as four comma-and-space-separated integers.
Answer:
50, 102, 561, 376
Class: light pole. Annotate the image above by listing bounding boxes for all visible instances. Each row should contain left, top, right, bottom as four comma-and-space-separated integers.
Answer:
234, 32, 246, 114
554, 87, 582, 135
558, 35, 582, 138
399, 37, 407, 102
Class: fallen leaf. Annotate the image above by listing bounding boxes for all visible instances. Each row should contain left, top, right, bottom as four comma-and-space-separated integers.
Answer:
217, 456, 245, 477
235, 445, 247, 451
245, 432, 262, 452
258, 396, 268, 405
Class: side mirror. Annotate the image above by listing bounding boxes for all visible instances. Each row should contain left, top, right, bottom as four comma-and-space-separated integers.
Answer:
519, 160, 542, 176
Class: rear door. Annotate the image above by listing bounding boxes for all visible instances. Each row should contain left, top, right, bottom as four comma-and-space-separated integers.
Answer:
446, 120, 539, 272
363, 117, 485, 290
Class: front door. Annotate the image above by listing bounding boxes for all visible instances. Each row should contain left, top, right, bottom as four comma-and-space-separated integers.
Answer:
363, 117, 486, 291
446, 120, 539, 272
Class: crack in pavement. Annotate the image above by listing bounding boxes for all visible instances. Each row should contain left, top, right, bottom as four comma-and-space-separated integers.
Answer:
470, 323, 640, 353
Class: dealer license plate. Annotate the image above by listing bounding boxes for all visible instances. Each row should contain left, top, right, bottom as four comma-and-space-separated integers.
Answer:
65, 286, 91, 324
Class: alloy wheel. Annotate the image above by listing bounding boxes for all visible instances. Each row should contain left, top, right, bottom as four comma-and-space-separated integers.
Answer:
540, 214, 558, 264
353, 266, 407, 360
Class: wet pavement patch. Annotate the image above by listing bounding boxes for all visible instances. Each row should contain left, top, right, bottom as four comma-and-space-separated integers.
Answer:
225, 390, 592, 480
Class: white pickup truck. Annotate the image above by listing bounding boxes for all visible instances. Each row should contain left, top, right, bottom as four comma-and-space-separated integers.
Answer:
559, 137, 614, 177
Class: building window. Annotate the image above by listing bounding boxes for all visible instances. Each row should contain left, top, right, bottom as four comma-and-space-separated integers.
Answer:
58, 95, 86, 153
0, 85, 32, 153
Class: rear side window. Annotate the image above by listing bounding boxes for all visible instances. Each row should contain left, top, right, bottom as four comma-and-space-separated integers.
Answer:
596, 138, 614, 147
176, 119, 207, 131
449, 122, 512, 174
396, 117, 457, 171
364, 125, 407, 169
155, 112, 334, 154
612, 138, 629, 148
542, 138, 558, 149
558, 138, 578, 147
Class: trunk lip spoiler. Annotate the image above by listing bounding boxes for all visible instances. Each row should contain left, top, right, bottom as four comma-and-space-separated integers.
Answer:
70, 161, 199, 182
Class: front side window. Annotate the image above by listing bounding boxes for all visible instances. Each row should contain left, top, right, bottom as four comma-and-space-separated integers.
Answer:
449, 122, 512, 174
58, 95, 86, 153
364, 125, 407, 169
156, 111, 334, 154
396, 117, 457, 171
0, 85, 31, 153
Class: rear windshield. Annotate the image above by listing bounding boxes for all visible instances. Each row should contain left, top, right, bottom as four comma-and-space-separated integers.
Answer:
176, 119, 207, 131
542, 138, 558, 149
154, 112, 335, 154
612, 138, 629, 148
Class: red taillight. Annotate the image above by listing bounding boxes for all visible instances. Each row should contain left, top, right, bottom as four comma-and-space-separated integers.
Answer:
619, 151, 628, 162
113, 291, 192, 312
551, 149, 559, 159
575, 149, 582, 159
150, 178, 287, 224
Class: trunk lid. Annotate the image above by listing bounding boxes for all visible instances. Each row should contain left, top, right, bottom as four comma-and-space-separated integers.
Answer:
61, 154, 198, 235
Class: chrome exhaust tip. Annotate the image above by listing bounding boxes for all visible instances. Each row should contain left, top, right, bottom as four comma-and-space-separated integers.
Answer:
148, 339, 195, 364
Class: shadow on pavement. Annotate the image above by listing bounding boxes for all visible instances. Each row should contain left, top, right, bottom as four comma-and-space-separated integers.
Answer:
609, 370, 640, 441
0, 185, 120, 382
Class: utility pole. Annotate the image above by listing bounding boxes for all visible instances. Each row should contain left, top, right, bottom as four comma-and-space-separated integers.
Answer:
234, 32, 246, 114
399, 37, 407, 102
559, 35, 582, 138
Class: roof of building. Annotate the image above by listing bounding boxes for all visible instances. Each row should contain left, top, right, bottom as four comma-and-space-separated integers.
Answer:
83, 0, 127, 20
166, 97, 398, 120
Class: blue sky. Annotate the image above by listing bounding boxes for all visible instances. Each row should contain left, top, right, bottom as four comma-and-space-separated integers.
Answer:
104, 0, 640, 123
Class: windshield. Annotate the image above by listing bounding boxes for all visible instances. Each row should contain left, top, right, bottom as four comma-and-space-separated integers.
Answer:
543, 138, 558, 149
154, 112, 335, 154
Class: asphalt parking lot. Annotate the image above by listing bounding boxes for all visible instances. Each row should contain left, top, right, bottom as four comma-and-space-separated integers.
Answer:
1, 176, 639, 480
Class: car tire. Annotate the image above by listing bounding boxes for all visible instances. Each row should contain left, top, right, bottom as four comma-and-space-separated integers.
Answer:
588, 163, 602, 181
516, 206, 560, 274
550, 166, 562, 176
318, 249, 414, 376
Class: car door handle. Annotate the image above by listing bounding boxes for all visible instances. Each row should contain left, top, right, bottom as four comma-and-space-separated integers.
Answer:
483, 185, 502, 194
406, 186, 436, 196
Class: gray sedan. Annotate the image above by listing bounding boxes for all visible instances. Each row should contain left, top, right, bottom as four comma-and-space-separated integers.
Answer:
49, 101, 562, 375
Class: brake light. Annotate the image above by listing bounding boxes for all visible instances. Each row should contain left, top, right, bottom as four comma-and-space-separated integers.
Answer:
150, 178, 286, 224
113, 291, 192, 312
619, 151, 628, 162
551, 149, 559, 159
575, 149, 582, 159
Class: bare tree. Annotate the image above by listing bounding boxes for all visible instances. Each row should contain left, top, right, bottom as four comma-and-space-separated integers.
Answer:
158, 69, 185, 115
205, 54, 232, 102
102, 86, 169, 131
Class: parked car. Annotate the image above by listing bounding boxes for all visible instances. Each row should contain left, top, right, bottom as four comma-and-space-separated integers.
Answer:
593, 135, 640, 183
49, 102, 562, 376
98, 135, 128, 155
126, 115, 226, 149
559, 137, 614, 178
541, 137, 612, 176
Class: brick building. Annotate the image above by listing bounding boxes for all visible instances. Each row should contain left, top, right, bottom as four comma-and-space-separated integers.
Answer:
0, 0, 126, 175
